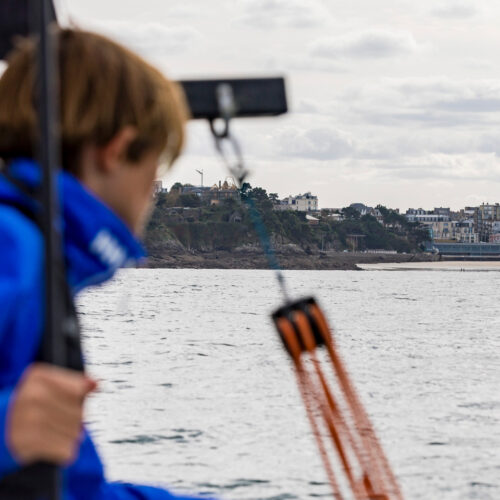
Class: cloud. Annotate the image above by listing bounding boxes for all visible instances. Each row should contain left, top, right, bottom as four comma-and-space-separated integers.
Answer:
237, 0, 332, 29
388, 79, 500, 110
437, 98, 500, 113
337, 78, 500, 129
89, 20, 202, 57
296, 99, 323, 114
273, 126, 355, 160
166, 5, 201, 19
253, 76, 500, 171
464, 59, 495, 71
317, 153, 500, 187
431, 3, 478, 19
309, 29, 420, 60
478, 135, 500, 157
374, 153, 500, 182
263, 53, 346, 73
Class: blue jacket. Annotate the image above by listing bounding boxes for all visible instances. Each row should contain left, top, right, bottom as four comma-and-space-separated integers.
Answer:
0, 159, 208, 500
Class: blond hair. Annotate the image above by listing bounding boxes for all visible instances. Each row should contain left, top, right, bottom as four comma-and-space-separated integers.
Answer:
0, 29, 187, 173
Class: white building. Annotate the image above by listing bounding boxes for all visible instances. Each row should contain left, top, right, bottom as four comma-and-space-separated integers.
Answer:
426, 219, 478, 243
405, 208, 427, 222
408, 214, 450, 224
279, 192, 318, 212
454, 220, 478, 243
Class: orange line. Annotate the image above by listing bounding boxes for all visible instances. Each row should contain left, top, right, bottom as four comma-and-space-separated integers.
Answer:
296, 365, 344, 499
275, 303, 404, 500
309, 303, 403, 499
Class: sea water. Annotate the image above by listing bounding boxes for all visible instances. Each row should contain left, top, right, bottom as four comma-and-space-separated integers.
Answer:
78, 268, 500, 499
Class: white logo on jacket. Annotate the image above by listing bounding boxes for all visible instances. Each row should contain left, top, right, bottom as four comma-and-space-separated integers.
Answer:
90, 229, 127, 270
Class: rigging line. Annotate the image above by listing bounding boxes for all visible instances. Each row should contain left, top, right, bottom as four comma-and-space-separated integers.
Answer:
211, 125, 291, 303
297, 367, 344, 499
276, 316, 343, 498
309, 303, 403, 499
293, 311, 369, 498
314, 310, 400, 495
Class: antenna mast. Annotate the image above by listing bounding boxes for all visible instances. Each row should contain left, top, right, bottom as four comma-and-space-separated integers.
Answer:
195, 169, 203, 187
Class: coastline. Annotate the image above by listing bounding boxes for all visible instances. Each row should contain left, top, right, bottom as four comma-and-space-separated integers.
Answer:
144, 249, 440, 270
358, 260, 500, 271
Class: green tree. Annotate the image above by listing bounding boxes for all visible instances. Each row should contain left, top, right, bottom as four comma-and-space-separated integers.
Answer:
250, 187, 269, 201
341, 206, 360, 220
239, 182, 252, 202
179, 194, 201, 207
171, 182, 183, 192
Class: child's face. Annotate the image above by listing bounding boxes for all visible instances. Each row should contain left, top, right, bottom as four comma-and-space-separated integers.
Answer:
111, 150, 160, 235
78, 130, 166, 235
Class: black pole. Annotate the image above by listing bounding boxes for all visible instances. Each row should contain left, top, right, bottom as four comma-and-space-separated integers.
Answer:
33, 0, 64, 498
35, 0, 65, 365
0, 1, 64, 497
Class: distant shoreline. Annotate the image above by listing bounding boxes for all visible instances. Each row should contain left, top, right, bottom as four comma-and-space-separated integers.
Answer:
145, 250, 440, 271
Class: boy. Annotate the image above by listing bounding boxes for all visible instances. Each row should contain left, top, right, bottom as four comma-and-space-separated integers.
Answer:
0, 28, 209, 499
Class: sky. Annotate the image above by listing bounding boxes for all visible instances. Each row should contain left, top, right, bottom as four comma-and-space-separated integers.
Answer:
55, 1, 500, 209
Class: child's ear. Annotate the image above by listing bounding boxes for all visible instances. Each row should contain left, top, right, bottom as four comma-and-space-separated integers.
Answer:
96, 126, 138, 173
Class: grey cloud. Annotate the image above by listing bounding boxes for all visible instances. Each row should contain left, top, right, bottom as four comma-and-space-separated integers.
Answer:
295, 154, 500, 188
309, 30, 420, 60
356, 134, 473, 160
166, 6, 201, 19
341, 78, 500, 129
266, 54, 346, 74
237, 0, 331, 29
353, 109, 495, 128
435, 98, 500, 113
395, 79, 500, 119
431, 3, 478, 19
464, 59, 495, 71
89, 20, 202, 56
274, 126, 355, 160
478, 135, 500, 156
360, 153, 500, 182
270, 77, 500, 166
296, 99, 322, 114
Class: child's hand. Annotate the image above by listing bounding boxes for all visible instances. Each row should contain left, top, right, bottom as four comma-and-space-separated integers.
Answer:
7, 363, 97, 465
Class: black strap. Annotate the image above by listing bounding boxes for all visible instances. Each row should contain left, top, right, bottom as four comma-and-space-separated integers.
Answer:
0, 194, 83, 498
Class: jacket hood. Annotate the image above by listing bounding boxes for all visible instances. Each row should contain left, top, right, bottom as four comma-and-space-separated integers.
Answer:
0, 158, 145, 293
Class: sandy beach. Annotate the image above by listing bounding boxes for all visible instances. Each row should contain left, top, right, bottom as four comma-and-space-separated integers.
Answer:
358, 261, 500, 271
